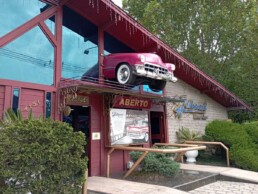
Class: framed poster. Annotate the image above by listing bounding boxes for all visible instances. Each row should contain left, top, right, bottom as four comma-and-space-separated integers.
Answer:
110, 108, 149, 145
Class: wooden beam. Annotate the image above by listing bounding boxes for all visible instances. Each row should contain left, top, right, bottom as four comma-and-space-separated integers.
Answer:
0, 6, 58, 47
106, 144, 206, 178
82, 169, 88, 194
111, 145, 206, 154
107, 147, 115, 178
39, 21, 57, 46
123, 151, 148, 178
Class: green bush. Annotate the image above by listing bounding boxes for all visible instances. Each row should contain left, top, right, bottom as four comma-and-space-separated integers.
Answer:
129, 150, 180, 177
0, 119, 87, 194
204, 120, 258, 171
205, 120, 251, 147
244, 123, 258, 145
230, 144, 258, 171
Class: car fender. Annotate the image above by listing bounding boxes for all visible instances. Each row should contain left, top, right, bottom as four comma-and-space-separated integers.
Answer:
103, 54, 139, 79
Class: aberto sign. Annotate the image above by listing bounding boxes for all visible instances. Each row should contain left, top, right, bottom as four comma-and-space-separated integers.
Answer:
113, 96, 152, 109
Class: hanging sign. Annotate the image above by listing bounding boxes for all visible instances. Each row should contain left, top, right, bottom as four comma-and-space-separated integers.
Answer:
58, 86, 78, 113
66, 95, 89, 106
113, 96, 152, 109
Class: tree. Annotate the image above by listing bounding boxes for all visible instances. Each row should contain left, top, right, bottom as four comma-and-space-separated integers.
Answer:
0, 109, 87, 193
123, 0, 258, 122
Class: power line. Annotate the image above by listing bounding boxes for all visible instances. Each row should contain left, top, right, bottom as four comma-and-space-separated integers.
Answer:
0, 48, 91, 73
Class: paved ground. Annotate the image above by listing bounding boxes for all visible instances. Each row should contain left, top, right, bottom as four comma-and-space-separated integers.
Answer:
88, 176, 188, 194
180, 163, 258, 183
87, 164, 258, 194
189, 181, 258, 194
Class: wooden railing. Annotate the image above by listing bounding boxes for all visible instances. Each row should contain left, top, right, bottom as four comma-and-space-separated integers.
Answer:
82, 169, 88, 194
107, 143, 206, 178
185, 141, 230, 167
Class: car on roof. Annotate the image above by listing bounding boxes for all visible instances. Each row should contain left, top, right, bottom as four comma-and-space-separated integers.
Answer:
102, 53, 177, 91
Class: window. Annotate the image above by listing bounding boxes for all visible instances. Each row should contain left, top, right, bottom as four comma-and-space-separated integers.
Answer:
12, 88, 20, 113
62, 6, 98, 79
104, 32, 133, 53
44, 15, 55, 35
0, 0, 48, 37
0, 26, 54, 85
45, 92, 51, 118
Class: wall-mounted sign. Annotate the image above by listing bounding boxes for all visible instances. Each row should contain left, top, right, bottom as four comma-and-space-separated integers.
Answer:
110, 108, 149, 145
113, 96, 151, 109
92, 132, 101, 140
24, 99, 41, 111
168, 95, 208, 119
193, 113, 208, 120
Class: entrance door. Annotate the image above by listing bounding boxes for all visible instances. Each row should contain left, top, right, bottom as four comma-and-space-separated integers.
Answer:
63, 106, 90, 174
150, 111, 165, 145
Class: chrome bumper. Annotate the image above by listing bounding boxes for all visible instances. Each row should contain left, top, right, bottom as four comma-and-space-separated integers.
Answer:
135, 64, 177, 82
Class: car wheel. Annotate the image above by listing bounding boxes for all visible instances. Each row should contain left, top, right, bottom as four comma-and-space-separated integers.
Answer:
149, 80, 166, 92
144, 133, 149, 142
116, 63, 135, 85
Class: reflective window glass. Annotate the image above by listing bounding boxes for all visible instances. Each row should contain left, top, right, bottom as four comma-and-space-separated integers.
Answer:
0, 0, 48, 37
44, 15, 55, 35
46, 92, 51, 118
12, 88, 20, 113
62, 6, 98, 79
104, 32, 133, 53
0, 26, 54, 85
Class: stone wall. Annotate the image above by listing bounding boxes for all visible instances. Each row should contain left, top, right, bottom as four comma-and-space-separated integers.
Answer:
166, 79, 228, 143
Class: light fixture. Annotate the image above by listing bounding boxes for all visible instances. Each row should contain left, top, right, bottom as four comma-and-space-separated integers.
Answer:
84, 46, 98, 55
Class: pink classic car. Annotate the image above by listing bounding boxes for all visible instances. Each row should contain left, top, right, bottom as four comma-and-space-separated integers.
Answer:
126, 119, 149, 142
103, 53, 177, 91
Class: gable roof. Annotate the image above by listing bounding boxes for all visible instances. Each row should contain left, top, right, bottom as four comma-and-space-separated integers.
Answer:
65, 0, 250, 110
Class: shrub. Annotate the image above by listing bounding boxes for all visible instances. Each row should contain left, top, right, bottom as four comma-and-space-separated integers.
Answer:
205, 120, 251, 147
0, 118, 87, 194
230, 144, 258, 171
129, 150, 180, 177
244, 123, 258, 145
204, 120, 258, 171
176, 127, 202, 142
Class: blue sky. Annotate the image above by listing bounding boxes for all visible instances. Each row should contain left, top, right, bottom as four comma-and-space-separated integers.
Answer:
112, 0, 122, 7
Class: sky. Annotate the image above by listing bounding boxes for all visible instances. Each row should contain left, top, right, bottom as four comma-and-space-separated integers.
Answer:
112, 0, 122, 7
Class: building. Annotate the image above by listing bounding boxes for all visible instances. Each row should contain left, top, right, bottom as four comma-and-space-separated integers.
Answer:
0, 0, 250, 176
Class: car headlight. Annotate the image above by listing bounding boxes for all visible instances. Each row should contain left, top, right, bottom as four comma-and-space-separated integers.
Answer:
170, 64, 176, 71
136, 65, 144, 70
139, 54, 146, 63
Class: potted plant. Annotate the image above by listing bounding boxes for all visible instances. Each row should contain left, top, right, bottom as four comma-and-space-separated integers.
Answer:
176, 127, 202, 163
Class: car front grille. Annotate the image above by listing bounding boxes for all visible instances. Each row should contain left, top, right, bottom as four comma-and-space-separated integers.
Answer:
144, 64, 168, 75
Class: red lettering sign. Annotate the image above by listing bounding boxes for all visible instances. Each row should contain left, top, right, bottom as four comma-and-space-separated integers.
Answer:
113, 96, 152, 109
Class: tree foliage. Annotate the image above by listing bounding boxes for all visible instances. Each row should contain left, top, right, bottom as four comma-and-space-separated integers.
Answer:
123, 0, 258, 122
